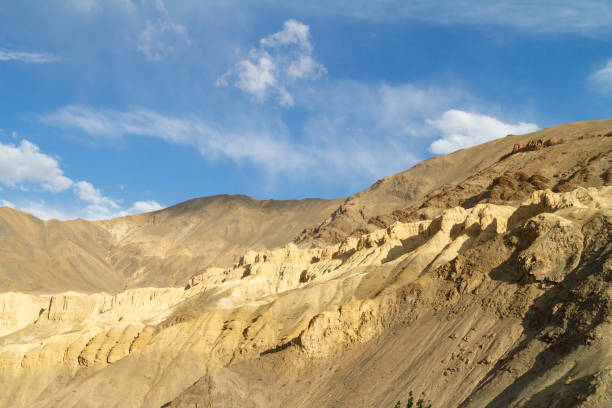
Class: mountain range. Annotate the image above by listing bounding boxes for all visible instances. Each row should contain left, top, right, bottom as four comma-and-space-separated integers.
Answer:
0, 119, 610, 407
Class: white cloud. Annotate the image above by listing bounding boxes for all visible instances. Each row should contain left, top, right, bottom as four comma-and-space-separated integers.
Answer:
27, 197, 162, 220
153, 0, 167, 13
0, 199, 15, 208
39, 80, 463, 189
377, 84, 470, 137
292, 80, 472, 180
260, 18, 312, 51
0, 139, 162, 220
428, 110, 539, 154
40, 82, 536, 192
3, 194, 163, 221
41, 105, 306, 173
219, 18, 325, 106
57, 1, 612, 36
43, 102, 411, 182
124, 200, 163, 214
590, 59, 612, 92
79, 199, 163, 219
234, 51, 278, 99
73, 182, 164, 219
0, 140, 73, 192
287, 55, 323, 79
16, 201, 77, 220
137, 20, 191, 61
74, 181, 120, 208
41, 82, 460, 186
0, 49, 60, 63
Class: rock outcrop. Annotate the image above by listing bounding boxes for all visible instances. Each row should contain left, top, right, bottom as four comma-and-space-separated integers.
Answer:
296, 120, 612, 246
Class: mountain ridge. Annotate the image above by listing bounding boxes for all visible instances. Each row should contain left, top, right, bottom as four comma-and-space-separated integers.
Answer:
296, 118, 612, 246
0, 195, 342, 293
0, 118, 610, 407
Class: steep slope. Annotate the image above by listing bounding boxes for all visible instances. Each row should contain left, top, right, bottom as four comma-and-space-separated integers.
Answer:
0, 196, 340, 293
0, 187, 609, 407
296, 119, 612, 246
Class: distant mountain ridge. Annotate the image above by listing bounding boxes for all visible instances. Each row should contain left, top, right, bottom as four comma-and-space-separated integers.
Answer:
1, 119, 611, 294
0, 195, 341, 293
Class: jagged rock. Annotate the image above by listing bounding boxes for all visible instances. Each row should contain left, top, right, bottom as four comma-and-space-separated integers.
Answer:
517, 214, 584, 282
0, 186, 608, 408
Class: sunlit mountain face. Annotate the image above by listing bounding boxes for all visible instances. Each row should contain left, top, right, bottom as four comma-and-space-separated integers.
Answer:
1, 2, 612, 407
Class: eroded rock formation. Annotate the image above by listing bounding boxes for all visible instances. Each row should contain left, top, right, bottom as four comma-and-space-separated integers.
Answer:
0, 187, 609, 407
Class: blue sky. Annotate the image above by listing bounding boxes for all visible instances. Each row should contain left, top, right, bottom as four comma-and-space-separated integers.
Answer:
1, 0, 612, 219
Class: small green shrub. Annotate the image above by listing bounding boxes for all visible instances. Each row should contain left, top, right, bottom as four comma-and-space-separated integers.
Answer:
393, 391, 432, 408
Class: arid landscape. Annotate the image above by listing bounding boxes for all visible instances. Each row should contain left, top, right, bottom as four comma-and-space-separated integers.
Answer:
1, 119, 610, 407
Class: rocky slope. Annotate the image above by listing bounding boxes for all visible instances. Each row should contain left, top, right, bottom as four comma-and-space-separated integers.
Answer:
0, 186, 610, 407
0, 119, 611, 407
296, 119, 612, 246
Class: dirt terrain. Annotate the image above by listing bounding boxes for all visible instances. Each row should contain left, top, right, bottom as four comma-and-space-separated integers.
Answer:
0, 119, 610, 407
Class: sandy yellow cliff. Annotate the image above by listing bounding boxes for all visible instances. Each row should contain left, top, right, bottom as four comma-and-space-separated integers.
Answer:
0, 186, 609, 407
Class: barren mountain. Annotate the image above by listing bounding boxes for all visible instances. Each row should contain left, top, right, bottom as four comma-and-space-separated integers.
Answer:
0, 196, 341, 293
296, 119, 612, 246
0, 119, 611, 408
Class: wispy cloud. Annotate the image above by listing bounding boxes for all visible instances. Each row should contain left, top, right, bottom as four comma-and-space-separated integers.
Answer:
0, 199, 15, 208
38, 82, 443, 186
75, 180, 119, 208
43, 101, 421, 182
0, 49, 60, 63
125, 200, 163, 214
9, 200, 78, 220
137, 20, 191, 61
40, 105, 307, 173
54, 1, 612, 37
282, 0, 612, 34
427, 110, 539, 154
72, 181, 163, 219
590, 59, 612, 92
218, 19, 326, 106
11, 197, 164, 221
62, 0, 135, 14
291, 80, 470, 179
40, 78, 536, 190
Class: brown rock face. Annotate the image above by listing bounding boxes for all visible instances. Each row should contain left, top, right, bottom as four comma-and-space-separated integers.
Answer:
296, 120, 612, 245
